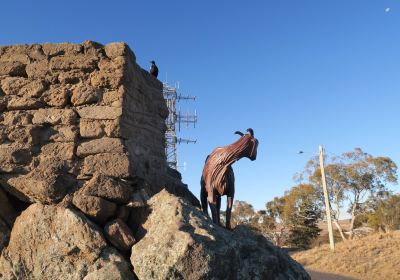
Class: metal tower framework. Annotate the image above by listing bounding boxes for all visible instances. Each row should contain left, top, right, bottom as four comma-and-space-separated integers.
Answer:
163, 83, 197, 170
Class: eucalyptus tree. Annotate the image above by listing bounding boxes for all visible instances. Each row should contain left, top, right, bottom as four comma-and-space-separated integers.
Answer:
304, 148, 397, 240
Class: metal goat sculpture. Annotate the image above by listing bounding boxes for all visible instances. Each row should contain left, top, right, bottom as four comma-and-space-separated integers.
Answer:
201, 128, 259, 229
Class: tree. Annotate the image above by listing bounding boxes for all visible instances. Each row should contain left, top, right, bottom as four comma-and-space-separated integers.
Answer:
230, 201, 287, 245
284, 184, 322, 248
265, 184, 322, 248
288, 203, 321, 248
367, 193, 400, 232
305, 148, 397, 240
231, 200, 256, 227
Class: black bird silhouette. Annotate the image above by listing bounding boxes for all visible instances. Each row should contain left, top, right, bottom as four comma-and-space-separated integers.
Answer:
149, 60, 159, 78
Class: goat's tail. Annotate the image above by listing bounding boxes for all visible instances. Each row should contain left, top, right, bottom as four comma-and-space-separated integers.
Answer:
200, 176, 208, 216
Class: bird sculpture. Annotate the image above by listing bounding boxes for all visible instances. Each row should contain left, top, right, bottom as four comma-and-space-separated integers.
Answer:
149, 60, 159, 78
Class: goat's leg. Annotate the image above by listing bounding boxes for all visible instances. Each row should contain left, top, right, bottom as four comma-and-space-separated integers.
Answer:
208, 189, 218, 224
226, 196, 234, 230
216, 195, 221, 226
200, 178, 209, 216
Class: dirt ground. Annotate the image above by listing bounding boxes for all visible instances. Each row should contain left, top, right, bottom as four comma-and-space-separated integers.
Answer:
292, 231, 400, 280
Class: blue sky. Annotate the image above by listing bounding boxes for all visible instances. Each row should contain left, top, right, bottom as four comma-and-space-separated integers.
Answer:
2, 1, 399, 210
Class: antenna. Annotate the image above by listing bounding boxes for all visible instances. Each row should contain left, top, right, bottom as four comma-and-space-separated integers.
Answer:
163, 82, 197, 171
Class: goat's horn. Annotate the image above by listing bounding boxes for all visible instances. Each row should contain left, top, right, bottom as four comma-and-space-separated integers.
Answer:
234, 131, 244, 136
246, 128, 254, 137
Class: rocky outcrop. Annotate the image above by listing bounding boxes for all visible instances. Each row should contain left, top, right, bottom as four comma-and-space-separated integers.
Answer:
0, 203, 134, 280
131, 190, 310, 280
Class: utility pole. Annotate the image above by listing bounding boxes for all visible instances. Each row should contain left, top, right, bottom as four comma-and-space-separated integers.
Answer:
319, 145, 335, 252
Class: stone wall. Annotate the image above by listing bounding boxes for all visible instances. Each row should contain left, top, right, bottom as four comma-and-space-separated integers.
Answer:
0, 41, 169, 206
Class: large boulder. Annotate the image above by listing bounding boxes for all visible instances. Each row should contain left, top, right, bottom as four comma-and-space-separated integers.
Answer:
0, 203, 134, 280
130, 190, 310, 280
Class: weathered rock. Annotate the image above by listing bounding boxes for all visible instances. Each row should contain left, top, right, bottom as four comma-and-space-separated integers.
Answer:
0, 61, 26, 77
42, 43, 83, 56
77, 137, 124, 157
82, 153, 130, 178
81, 174, 132, 203
0, 77, 30, 95
1, 110, 33, 126
83, 258, 136, 280
79, 119, 105, 138
72, 194, 117, 224
77, 106, 122, 120
0, 143, 32, 166
44, 125, 78, 142
5, 160, 76, 203
103, 119, 121, 137
0, 45, 46, 63
6, 125, 43, 145
71, 83, 101, 106
25, 60, 50, 79
7, 96, 44, 110
104, 219, 136, 252
82, 41, 106, 57
19, 80, 48, 97
1, 78, 47, 98
40, 142, 75, 160
58, 69, 87, 84
0, 204, 133, 280
90, 70, 124, 89
104, 43, 135, 60
49, 55, 98, 73
131, 190, 310, 280
33, 108, 77, 125
101, 88, 123, 106
42, 84, 71, 107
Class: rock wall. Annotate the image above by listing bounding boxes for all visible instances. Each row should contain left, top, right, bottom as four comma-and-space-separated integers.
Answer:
0, 42, 309, 280
0, 41, 168, 203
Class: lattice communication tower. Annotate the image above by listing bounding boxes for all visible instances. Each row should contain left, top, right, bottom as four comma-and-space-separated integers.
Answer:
163, 83, 197, 171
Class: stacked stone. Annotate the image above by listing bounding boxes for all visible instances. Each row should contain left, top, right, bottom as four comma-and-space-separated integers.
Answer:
0, 41, 168, 202
0, 41, 169, 279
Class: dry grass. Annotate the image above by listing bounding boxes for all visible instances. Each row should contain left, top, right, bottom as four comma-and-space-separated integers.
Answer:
292, 231, 400, 280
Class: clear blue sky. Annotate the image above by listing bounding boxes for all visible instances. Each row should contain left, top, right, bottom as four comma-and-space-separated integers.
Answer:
2, 1, 399, 210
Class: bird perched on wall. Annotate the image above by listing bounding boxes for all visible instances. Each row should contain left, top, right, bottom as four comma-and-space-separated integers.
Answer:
149, 60, 159, 78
